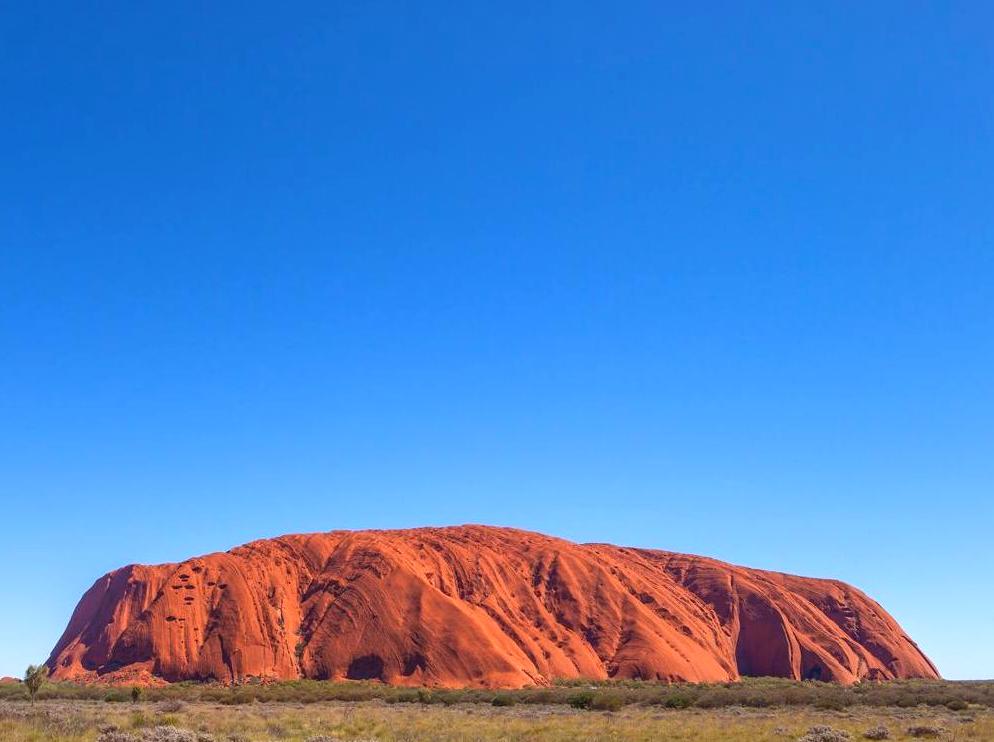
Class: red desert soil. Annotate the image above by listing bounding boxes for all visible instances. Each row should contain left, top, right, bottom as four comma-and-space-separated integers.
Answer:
47, 526, 938, 687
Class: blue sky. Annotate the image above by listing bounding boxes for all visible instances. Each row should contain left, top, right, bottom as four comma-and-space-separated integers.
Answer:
1, 2, 991, 680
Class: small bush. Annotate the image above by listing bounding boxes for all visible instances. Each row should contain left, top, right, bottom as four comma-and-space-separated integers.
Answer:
945, 698, 968, 710
567, 691, 594, 709
813, 693, 847, 711
862, 727, 890, 740
218, 691, 253, 705
523, 689, 556, 705
741, 692, 776, 708
905, 726, 944, 738
98, 732, 136, 742
384, 690, 417, 704
798, 726, 851, 742
695, 690, 732, 708
589, 692, 625, 711
663, 693, 693, 709
141, 727, 196, 742
416, 688, 436, 704
491, 694, 516, 707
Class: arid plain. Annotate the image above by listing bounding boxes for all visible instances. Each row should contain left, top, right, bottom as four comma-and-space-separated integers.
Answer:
3, 678, 994, 741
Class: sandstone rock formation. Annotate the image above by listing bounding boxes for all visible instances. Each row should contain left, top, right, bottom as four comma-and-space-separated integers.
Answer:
47, 526, 938, 687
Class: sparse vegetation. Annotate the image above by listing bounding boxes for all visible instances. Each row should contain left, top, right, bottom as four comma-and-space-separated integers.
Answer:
0, 694, 989, 741
0, 676, 991, 712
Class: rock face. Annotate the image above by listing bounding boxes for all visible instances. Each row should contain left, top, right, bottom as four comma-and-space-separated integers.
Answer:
47, 526, 938, 687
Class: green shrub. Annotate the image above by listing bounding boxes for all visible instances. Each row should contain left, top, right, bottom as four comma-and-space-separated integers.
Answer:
695, 690, 732, 708
5, 676, 994, 712
590, 693, 625, 711
523, 689, 556, 704
663, 693, 693, 709
24, 665, 49, 701
567, 691, 595, 709
417, 688, 436, 704
386, 690, 419, 704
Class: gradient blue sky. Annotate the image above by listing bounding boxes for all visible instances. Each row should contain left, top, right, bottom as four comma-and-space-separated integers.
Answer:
1, 2, 992, 680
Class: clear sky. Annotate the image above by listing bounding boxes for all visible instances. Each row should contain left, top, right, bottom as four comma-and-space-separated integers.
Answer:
1, 3, 991, 680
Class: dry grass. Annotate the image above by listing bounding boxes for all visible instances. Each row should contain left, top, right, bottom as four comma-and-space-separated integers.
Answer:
0, 699, 990, 742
